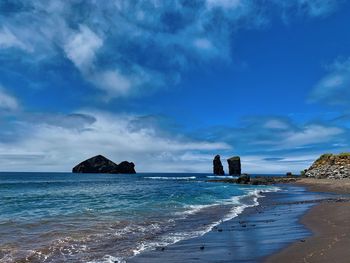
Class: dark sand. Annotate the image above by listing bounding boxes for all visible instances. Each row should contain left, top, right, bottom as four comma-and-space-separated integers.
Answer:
266, 178, 350, 263
295, 178, 350, 195
266, 202, 350, 263
129, 185, 335, 263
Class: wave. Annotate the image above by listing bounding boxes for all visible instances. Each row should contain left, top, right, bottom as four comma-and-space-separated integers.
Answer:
87, 255, 126, 263
127, 186, 281, 259
206, 175, 238, 179
145, 176, 196, 180
5, 186, 280, 263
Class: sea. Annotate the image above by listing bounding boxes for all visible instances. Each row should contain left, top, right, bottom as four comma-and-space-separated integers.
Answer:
0, 172, 280, 263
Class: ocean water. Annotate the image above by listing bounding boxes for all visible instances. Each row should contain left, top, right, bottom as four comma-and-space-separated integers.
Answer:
0, 172, 279, 263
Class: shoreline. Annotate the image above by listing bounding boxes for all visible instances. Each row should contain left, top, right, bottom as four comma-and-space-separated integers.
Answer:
128, 184, 334, 263
294, 178, 350, 195
265, 178, 350, 263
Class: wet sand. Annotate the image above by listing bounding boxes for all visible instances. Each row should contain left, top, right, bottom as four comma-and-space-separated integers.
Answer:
266, 178, 350, 263
129, 185, 334, 263
266, 202, 350, 263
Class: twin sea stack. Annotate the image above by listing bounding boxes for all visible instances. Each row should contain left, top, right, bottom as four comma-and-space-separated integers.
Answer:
213, 155, 242, 175
72, 155, 136, 174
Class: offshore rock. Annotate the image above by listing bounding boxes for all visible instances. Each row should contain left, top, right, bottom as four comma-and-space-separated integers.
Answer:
72, 155, 118, 173
227, 156, 241, 175
213, 155, 225, 175
304, 153, 350, 179
72, 155, 136, 174
207, 176, 298, 185
118, 161, 136, 174
237, 173, 250, 184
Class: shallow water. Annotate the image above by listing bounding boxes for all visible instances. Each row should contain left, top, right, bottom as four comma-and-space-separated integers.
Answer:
130, 185, 332, 263
0, 172, 279, 263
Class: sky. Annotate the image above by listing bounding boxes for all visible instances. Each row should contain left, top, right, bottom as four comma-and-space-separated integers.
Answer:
0, 0, 350, 173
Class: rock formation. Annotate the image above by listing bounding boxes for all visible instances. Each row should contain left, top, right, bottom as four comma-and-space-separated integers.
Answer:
117, 161, 136, 174
213, 155, 225, 175
304, 153, 350, 179
227, 156, 241, 175
72, 155, 136, 174
236, 173, 250, 184
207, 175, 298, 185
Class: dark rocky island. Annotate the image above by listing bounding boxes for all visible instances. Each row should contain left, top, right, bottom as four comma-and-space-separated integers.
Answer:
227, 156, 241, 175
72, 155, 136, 174
213, 155, 225, 175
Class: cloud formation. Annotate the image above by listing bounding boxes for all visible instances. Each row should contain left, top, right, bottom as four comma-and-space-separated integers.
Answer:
0, 0, 341, 98
0, 26, 29, 51
0, 0, 346, 174
0, 110, 230, 172
64, 25, 103, 71
0, 85, 19, 111
0, 110, 348, 173
196, 115, 348, 172
310, 58, 350, 105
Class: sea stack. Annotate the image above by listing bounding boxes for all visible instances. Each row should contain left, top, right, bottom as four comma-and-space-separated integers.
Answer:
227, 156, 241, 175
72, 155, 136, 174
304, 153, 350, 179
213, 155, 225, 175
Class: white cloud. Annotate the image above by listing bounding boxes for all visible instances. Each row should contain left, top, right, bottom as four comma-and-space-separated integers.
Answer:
0, 111, 230, 172
239, 154, 318, 174
0, 0, 339, 99
280, 124, 343, 148
64, 25, 103, 71
0, 87, 19, 111
91, 70, 132, 96
0, 27, 30, 51
264, 119, 290, 129
193, 38, 213, 51
310, 58, 350, 105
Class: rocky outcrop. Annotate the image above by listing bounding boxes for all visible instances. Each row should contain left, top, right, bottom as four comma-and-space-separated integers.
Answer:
207, 176, 298, 185
213, 155, 225, 175
72, 155, 136, 174
117, 161, 136, 174
304, 153, 350, 179
227, 156, 241, 175
236, 173, 250, 184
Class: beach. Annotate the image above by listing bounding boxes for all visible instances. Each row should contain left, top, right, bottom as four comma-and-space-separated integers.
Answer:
130, 179, 350, 263
2, 0, 350, 262
266, 178, 350, 263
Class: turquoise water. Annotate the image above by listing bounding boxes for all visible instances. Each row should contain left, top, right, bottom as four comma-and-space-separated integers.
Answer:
0, 173, 279, 263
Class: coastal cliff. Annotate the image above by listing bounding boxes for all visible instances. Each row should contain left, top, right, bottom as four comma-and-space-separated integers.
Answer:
304, 153, 350, 179
72, 155, 136, 174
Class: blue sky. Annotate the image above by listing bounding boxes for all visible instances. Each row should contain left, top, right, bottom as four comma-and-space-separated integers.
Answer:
0, 0, 350, 173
